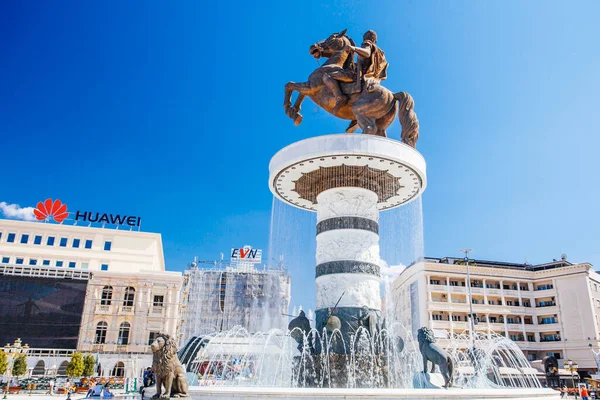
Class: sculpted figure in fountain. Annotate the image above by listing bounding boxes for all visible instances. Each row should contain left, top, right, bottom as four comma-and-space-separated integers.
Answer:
150, 333, 189, 399
417, 327, 454, 388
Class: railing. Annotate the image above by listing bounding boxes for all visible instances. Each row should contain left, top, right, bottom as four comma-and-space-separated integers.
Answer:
504, 289, 519, 297
450, 286, 466, 293
120, 305, 135, 314
486, 289, 501, 295
507, 323, 522, 331
92, 344, 104, 352
95, 304, 112, 313
429, 284, 447, 292
536, 303, 557, 308
151, 307, 164, 315
117, 345, 128, 352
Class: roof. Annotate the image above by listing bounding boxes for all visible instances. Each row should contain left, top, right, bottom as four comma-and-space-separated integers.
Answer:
422, 256, 591, 272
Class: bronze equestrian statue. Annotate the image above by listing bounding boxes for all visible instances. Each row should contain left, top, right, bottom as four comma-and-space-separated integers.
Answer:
283, 29, 420, 147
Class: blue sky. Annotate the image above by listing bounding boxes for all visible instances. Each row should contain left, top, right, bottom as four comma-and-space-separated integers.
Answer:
1, 1, 599, 311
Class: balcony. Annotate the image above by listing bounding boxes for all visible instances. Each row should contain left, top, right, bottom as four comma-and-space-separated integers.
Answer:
119, 305, 135, 314
507, 323, 523, 331
92, 344, 105, 352
150, 306, 165, 316
431, 320, 450, 329
504, 289, 519, 297
95, 304, 113, 314
488, 323, 504, 332
449, 286, 466, 294
429, 284, 447, 292
470, 287, 485, 295
117, 345, 128, 352
536, 323, 561, 331
486, 288, 501, 295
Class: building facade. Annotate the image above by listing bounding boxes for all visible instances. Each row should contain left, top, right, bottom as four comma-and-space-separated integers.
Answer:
179, 260, 291, 346
390, 256, 600, 374
0, 219, 183, 378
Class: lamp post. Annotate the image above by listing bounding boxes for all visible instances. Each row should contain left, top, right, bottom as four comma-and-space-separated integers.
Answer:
460, 249, 475, 348
2, 338, 29, 399
564, 358, 579, 398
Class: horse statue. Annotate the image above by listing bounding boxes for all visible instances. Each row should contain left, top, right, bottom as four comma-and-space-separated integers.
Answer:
283, 29, 420, 147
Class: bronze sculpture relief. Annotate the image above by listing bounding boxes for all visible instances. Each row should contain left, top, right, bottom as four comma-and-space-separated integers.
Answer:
283, 29, 420, 147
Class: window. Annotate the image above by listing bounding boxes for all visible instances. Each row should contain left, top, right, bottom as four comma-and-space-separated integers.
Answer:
29, 259, 37, 266
72, 239, 80, 248
7, 233, 15, 243
42, 260, 50, 266
527, 335, 535, 342
123, 287, 135, 307
488, 300, 496, 305
94, 322, 108, 344
103, 241, 112, 251
111, 362, 125, 378
118, 322, 131, 345
0, 232, 2, 241
450, 281, 458, 286
33, 235, 42, 245
148, 332, 160, 345
1, 257, 9, 264
81, 262, 89, 270
20, 234, 29, 244
56, 261, 63, 267
85, 240, 93, 249
101, 264, 109, 271
68, 261, 76, 268
153, 295, 164, 307
16, 258, 24, 265
451, 315, 461, 321
430, 279, 440, 285
47, 236, 55, 246
100, 286, 113, 305
59, 238, 68, 247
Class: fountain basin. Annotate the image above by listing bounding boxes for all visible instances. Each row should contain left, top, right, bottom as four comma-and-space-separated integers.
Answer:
188, 386, 559, 399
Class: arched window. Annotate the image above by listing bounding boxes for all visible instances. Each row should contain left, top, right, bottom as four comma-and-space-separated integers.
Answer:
95, 321, 108, 344
118, 322, 130, 345
100, 286, 113, 305
58, 360, 70, 376
123, 287, 135, 307
32, 360, 45, 376
111, 361, 125, 377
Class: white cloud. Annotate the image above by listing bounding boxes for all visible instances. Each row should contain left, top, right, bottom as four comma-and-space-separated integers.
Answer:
380, 262, 406, 278
0, 202, 36, 221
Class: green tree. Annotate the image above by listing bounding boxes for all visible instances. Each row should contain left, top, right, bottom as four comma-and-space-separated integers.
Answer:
12, 353, 27, 377
0, 350, 7, 375
83, 354, 95, 377
66, 352, 85, 378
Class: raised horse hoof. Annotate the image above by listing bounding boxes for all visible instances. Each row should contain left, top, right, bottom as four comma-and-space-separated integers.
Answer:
293, 113, 303, 126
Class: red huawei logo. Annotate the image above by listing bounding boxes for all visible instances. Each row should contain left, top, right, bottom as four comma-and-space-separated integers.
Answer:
34, 199, 69, 223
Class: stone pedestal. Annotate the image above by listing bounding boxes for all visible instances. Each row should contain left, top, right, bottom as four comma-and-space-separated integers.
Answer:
269, 134, 427, 355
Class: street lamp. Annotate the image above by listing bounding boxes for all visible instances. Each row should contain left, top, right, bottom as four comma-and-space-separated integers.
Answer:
460, 249, 476, 348
564, 358, 579, 397
2, 338, 29, 399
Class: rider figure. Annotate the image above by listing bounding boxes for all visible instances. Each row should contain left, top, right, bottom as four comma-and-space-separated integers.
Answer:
322, 61, 355, 114
352, 30, 388, 94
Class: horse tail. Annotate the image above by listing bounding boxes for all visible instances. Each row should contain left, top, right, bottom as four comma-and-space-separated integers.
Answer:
394, 92, 420, 148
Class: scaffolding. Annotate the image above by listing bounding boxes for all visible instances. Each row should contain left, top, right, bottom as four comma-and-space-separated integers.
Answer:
178, 257, 291, 346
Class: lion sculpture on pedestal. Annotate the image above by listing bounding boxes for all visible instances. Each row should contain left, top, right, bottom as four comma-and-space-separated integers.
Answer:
150, 333, 189, 398
417, 327, 454, 388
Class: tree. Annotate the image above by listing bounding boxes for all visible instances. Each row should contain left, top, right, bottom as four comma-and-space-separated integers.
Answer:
66, 352, 85, 378
83, 354, 95, 377
12, 353, 27, 378
0, 350, 7, 375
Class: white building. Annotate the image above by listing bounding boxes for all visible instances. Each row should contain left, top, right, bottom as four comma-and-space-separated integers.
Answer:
179, 260, 291, 347
0, 218, 183, 378
390, 256, 600, 374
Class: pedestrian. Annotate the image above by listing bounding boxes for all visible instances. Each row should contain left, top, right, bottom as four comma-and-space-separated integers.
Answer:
49, 379, 55, 396
582, 386, 590, 400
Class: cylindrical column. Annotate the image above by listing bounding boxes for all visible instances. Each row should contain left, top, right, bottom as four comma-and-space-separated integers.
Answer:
314, 187, 382, 353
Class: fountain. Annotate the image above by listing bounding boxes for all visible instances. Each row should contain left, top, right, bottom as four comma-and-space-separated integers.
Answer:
183, 28, 558, 399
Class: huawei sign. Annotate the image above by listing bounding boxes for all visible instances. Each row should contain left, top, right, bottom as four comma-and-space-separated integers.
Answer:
34, 199, 69, 223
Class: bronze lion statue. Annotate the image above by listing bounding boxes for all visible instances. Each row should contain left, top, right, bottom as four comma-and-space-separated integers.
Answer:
417, 327, 454, 388
150, 333, 189, 398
